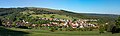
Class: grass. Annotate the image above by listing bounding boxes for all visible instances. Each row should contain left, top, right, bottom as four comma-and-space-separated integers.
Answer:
1, 27, 120, 36
31, 14, 74, 20
0, 27, 29, 36
20, 11, 79, 20
20, 11, 35, 14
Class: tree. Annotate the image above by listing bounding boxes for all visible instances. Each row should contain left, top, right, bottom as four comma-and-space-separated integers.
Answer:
110, 16, 120, 34
116, 16, 120, 28
99, 25, 105, 33
0, 19, 3, 26
73, 19, 77, 22
50, 15, 54, 18
43, 15, 46, 17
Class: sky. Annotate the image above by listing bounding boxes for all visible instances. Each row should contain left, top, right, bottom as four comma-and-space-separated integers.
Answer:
0, 0, 120, 15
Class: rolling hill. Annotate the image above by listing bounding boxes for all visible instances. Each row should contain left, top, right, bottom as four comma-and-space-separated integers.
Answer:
0, 7, 119, 24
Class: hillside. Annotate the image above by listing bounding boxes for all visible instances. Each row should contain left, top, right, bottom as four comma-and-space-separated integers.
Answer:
0, 7, 119, 24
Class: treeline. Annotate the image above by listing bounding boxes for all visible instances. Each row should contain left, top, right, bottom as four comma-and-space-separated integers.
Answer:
0, 8, 27, 16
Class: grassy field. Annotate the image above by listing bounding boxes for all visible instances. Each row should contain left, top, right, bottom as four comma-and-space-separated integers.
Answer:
30, 14, 74, 20
0, 27, 120, 36
20, 11, 78, 20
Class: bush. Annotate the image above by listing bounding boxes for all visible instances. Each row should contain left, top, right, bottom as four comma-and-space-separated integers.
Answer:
59, 28, 63, 31
17, 26, 29, 29
99, 25, 105, 33
0, 19, 3, 26
49, 27, 57, 32
110, 16, 120, 34
111, 26, 120, 34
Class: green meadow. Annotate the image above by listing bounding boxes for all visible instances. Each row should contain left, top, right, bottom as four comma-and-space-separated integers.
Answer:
0, 27, 120, 36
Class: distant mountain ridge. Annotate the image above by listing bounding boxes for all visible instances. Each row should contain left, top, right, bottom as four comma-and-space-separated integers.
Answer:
79, 13, 119, 18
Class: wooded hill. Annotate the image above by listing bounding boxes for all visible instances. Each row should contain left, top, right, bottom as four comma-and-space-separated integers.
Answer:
0, 7, 119, 24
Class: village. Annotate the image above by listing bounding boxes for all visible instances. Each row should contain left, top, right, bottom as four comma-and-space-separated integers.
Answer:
2, 17, 99, 30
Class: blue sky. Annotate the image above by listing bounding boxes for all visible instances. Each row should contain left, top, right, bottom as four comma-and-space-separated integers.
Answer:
0, 0, 120, 15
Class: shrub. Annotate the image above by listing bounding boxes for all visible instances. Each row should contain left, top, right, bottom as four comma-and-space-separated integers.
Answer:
49, 27, 57, 32
110, 16, 120, 34
17, 26, 29, 29
111, 26, 120, 34
0, 19, 3, 26
99, 25, 105, 33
